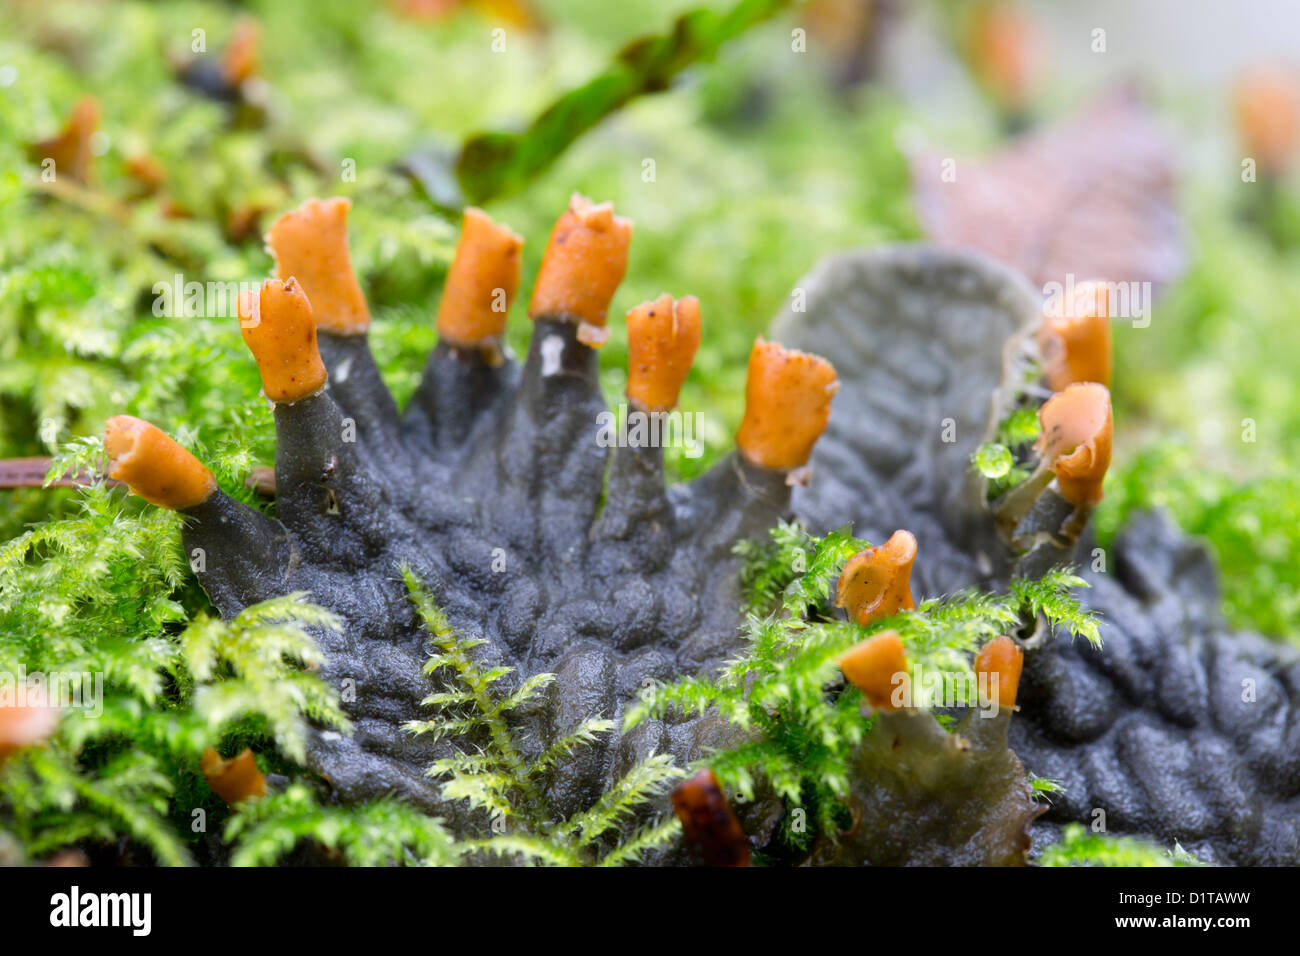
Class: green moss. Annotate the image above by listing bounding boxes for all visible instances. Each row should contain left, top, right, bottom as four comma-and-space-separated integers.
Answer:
402, 570, 683, 866
628, 523, 1101, 852
0, 477, 349, 862
224, 784, 461, 867
1039, 823, 1204, 868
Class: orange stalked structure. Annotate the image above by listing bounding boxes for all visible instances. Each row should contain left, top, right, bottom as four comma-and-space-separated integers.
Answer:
974, 636, 1024, 710
1036, 382, 1113, 506
967, 1, 1041, 112
1234, 65, 1300, 174
839, 630, 909, 711
528, 194, 632, 340
670, 768, 750, 867
0, 696, 59, 764
201, 747, 267, 805
267, 198, 371, 335
29, 96, 100, 185
1039, 280, 1112, 391
436, 207, 524, 346
104, 416, 217, 510
836, 530, 917, 626
239, 278, 329, 403
221, 18, 261, 87
735, 338, 839, 470
625, 294, 702, 412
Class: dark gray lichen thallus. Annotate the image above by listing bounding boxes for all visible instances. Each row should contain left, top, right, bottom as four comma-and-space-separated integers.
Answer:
103, 194, 843, 841
101, 198, 1298, 867
778, 248, 1300, 865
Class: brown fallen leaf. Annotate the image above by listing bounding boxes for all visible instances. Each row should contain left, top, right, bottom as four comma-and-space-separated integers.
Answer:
911, 89, 1186, 294
244, 464, 276, 497
28, 96, 100, 185
670, 768, 751, 867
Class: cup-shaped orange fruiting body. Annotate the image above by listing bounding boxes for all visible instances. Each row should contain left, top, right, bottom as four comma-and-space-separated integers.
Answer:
670, 768, 750, 867
436, 207, 524, 347
30, 96, 100, 185
975, 635, 1023, 710
839, 630, 909, 711
527, 193, 632, 346
266, 197, 371, 335
201, 747, 267, 806
625, 294, 702, 412
1039, 280, 1112, 391
735, 338, 839, 471
1234, 65, 1300, 174
967, 1, 1041, 112
0, 695, 59, 764
1035, 382, 1112, 507
238, 278, 328, 403
836, 530, 918, 626
105, 415, 217, 510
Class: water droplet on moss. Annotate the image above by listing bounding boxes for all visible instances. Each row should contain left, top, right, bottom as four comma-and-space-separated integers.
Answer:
973, 442, 1013, 479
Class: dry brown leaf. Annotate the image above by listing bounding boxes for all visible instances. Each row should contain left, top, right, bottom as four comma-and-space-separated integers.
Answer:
911, 89, 1187, 292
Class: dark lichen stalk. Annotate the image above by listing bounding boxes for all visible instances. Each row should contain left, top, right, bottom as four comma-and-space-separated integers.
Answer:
990, 370, 1114, 578
99, 191, 841, 863
973, 278, 1116, 576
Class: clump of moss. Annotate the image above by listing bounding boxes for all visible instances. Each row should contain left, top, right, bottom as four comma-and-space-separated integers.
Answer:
630, 521, 1099, 860
1096, 442, 1300, 641
1038, 823, 1204, 868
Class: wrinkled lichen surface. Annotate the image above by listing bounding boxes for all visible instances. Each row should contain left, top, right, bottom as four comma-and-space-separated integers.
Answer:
187, 313, 787, 836
188, 243, 1298, 865
778, 246, 1300, 866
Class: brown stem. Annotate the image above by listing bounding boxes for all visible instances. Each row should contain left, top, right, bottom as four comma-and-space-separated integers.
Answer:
0, 457, 115, 489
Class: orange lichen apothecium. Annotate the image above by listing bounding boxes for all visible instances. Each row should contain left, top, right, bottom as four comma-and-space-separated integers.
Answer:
1234, 65, 1300, 173
105, 416, 217, 510
201, 747, 267, 806
435, 207, 524, 347
839, 630, 909, 711
528, 193, 633, 343
222, 18, 261, 88
1035, 381, 1113, 507
267, 197, 371, 335
1039, 280, 1112, 391
625, 294, 702, 412
835, 530, 917, 626
735, 338, 839, 471
238, 278, 329, 403
974, 635, 1024, 710
967, 1, 1041, 111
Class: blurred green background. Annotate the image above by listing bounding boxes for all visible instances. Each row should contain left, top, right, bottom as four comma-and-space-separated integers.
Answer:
1, 0, 1297, 638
